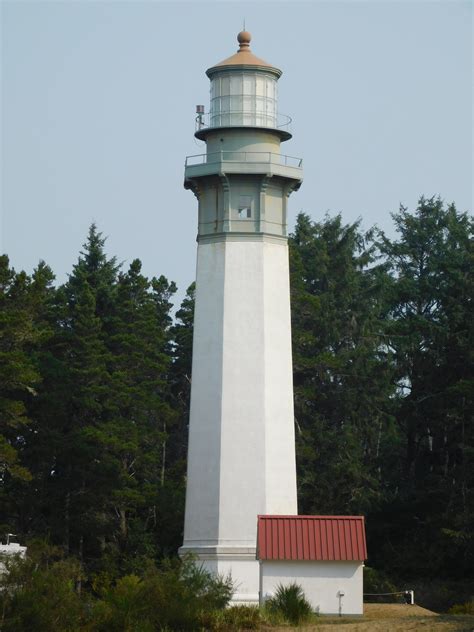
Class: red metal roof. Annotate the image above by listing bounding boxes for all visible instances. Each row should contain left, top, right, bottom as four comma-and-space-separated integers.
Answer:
257, 515, 367, 562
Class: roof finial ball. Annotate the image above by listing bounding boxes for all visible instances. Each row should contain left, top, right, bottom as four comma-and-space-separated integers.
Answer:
237, 30, 252, 51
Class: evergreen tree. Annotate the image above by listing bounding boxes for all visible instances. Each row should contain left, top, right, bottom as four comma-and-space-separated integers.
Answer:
96, 260, 178, 567
0, 256, 55, 535
374, 197, 474, 577
169, 283, 195, 469
0, 258, 37, 483
61, 273, 112, 560
289, 213, 395, 516
16, 227, 118, 560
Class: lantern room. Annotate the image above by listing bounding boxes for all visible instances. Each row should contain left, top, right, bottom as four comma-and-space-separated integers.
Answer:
195, 31, 291, 138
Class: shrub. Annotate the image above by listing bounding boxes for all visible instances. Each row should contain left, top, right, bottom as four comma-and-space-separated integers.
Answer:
0, 548, 234, 632
220, 605, 261, 630
449, 599, 474, 615
363, 566, 397, 595
266, 582, 312, 625
90, 574, 152, 632
91, 554, 234, 631
199, 605, 261, 631
0, 546, 86, 632
177, 555, 233, 611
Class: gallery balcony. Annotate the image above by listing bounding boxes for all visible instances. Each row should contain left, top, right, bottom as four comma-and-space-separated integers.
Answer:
184, 150, 303, 183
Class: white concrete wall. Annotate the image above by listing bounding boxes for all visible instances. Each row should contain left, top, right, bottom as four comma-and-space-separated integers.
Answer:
261, 560, 364, 616
206, 129, 281, 156
218, 238, 267, 545
262, 240, 298, 515
0, 543, 27, 575
182, 236, 297, 601
198, 556, 260, 604
182, 240, 226, 548
0, 543, 27, 558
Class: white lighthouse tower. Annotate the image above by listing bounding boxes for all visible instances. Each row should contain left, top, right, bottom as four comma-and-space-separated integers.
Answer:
180, 31, 303, 603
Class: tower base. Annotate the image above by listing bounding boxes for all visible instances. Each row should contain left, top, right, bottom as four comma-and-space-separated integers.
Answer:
179, 545, 260, 604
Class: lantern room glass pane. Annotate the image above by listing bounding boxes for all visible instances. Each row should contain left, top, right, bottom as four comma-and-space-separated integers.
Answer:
256, 76, 265, 96
221, 96, 231, 112
231, 96, 243, 112
230, 75, 242, 95
243, 74, 255, 95
255, 96, 265, 113
266, 79, 274, 100
256, 112, 265, 126
221, 76, 230, 96
243, 96, 253, 111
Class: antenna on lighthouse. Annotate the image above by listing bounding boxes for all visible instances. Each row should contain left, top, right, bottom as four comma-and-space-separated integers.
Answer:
195, 105, 205, 130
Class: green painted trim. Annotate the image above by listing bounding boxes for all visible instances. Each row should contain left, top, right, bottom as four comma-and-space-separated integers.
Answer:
195, 125, 292, 142
206, 65, 282, 79
184, 162, 303, 184
197, 232, 288, 245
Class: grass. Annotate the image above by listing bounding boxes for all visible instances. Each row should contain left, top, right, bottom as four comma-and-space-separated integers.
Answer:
268, 604, 474, 631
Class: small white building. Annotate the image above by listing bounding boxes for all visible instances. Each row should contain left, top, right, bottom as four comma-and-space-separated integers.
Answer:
257, 515, 367, 616
0, 541, 27, 575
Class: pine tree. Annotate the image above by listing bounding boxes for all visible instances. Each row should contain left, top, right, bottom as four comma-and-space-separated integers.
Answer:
289, 213, 395, 516
0, 256, 56, 537
0, 257, 37, 483
169, 283, 195, 470
375, 197, 474, 577
22, 227, 117, 560
95, 260, 178, 567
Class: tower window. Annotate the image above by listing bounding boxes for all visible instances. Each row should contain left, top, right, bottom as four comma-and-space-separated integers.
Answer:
238, 196, 252, 219
238, 206, 251, 219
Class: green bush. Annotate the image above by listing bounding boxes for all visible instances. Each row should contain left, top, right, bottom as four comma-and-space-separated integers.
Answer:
90, 574, 153, 632
363, 566, 397, 595
448, 598, 474, 615
266, 582, 313, 625
217, 605, 261, 630
0, 549, 234, 632
0, 545, 87, 632
199, 604, 261, 631
90, 555, 234, 631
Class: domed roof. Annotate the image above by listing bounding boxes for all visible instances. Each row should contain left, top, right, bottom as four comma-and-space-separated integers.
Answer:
206, 31, 282, 78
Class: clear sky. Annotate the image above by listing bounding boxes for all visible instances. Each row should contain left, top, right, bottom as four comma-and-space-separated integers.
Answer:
1, 0, 472, 306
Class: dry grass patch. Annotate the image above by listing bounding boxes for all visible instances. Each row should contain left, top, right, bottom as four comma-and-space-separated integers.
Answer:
363, 603, 438, 618
268, 603, 474, 631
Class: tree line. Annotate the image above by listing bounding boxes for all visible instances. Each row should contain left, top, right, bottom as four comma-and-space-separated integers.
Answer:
1, 196, 472, 596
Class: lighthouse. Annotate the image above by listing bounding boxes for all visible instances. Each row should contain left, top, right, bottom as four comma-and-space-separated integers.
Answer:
180, 31, 303, 603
